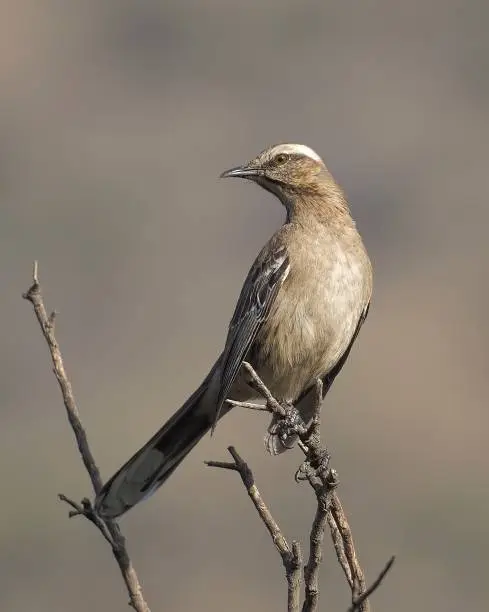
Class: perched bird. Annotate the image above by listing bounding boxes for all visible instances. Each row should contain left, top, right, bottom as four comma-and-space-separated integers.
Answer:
95, 143, 372, 519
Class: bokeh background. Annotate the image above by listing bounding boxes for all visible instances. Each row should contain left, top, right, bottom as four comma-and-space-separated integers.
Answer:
2, 1, 488, 610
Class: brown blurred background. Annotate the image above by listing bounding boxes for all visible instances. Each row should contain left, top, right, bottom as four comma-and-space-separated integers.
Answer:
2, 1, 488, 610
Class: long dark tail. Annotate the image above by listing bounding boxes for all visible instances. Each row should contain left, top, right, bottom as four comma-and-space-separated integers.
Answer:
95, 369, 220, 519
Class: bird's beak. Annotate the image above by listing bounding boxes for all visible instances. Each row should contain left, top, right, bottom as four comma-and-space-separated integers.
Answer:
219, 165, 264, 180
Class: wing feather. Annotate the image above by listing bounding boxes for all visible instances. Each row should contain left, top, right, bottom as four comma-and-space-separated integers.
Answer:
212, 244, 290, 426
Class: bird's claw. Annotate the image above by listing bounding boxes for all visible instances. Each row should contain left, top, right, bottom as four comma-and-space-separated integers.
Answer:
274, 404, 304, 449
294, 448, 332, 484
294, 461, 311, 482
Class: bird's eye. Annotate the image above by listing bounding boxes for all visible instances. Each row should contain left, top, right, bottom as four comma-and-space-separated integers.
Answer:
275, 153, 288, 166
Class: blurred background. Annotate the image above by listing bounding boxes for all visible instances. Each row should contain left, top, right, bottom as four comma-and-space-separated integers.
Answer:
1, 1, 488, 610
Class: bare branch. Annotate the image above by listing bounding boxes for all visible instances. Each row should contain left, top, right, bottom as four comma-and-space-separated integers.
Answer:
225, 399, 270, 412
242, 362, 289, 419
207, 446, 303, 612
301, 381, 333, 612
23, 262, 150, 612
234, 364, 393, 612
302, 488, 329, 612
58, 494, 115, 547
348, 557, 395, 612
288, 541, 303, 612
330, 493, 368, 608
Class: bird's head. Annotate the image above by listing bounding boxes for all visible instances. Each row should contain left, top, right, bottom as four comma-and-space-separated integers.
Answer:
220, 143, 340, 209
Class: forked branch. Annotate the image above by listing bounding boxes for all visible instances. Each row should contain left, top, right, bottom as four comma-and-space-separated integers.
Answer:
208, 362, 394, 611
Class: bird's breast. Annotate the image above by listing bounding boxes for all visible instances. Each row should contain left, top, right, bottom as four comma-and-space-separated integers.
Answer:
255, 231, 370, 401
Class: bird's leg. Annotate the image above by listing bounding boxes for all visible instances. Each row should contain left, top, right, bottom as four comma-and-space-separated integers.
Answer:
295, 419, 332, 484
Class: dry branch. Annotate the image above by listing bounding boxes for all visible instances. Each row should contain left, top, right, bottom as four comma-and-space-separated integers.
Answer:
207, 447, 303, 612
23, 262, 150, 612
210, 362, 394, 611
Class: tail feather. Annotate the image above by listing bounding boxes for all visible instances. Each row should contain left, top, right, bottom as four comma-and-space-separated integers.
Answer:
95, 373, 218, 519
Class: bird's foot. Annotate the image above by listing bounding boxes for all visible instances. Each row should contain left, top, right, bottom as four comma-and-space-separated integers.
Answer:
277, 403, 306, 440
271, 405, 303, 451
294, 448, 332, 483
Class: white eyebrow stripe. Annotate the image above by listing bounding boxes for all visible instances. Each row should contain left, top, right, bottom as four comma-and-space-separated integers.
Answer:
271, 143, 323, 163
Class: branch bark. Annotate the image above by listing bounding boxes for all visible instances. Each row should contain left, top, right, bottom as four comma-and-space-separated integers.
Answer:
23, 262, 150, 612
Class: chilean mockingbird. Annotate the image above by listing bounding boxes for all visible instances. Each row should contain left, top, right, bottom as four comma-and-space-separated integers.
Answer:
95, 143, 372, 519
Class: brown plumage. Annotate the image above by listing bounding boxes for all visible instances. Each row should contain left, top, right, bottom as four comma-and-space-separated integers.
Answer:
95, 143, 372, 519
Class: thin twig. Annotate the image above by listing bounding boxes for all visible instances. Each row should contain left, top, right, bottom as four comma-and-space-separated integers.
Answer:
206, 446, 302, 612
302, 490, 329, 612
327, 510, 353, 587
23, 262, 150, 612
58, 494, 115, 546
330, 494, 368, 610
225, 399, 270, 412
242, 362, 288, 418
22, 262, 103, 493
348, 557, 395, 611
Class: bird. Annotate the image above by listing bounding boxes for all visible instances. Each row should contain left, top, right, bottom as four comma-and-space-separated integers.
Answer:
95, 143, 372, 519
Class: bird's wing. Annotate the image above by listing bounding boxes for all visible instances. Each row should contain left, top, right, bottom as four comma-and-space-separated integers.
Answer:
213, 243, 290, 426
321, 301, 370, 395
